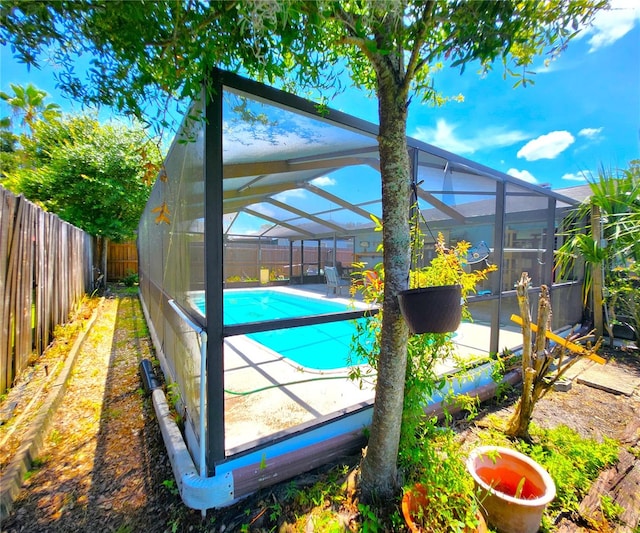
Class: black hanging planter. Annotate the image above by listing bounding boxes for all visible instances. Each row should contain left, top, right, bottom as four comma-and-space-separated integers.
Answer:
398, 284, 462, 334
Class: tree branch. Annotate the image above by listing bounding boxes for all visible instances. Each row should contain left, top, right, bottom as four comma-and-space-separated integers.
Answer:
403, 0, 436, 92
331, 5, 396, 94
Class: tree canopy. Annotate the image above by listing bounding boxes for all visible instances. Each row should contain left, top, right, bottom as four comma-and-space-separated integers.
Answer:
3, 113, 161, 242
0, 1, 606, 126
0, 0, 609, 501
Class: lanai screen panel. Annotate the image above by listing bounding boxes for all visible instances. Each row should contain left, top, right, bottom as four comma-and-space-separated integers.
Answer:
550, 194, 585, 328
219, 86, 381, 453
497, 181, 556, 348
502, 183, 553, 290
138, 69, 585, 485
138, 99, 206, 449
416, 151, 499, 249
415, 149, 501, 355
222, 88, 380, 243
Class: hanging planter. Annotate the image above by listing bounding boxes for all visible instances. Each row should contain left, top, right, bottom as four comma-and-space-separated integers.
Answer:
398, 284, 462, 334
466, 446, 556, 533
395, 182, 497, 335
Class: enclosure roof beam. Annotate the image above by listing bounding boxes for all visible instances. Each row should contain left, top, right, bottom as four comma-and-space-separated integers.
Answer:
242, 207, 315, 237
303, 183, 375, 222
266, 198, 347, 233
224, 164, 336, 203
235, 174, 269, 192
223, 156, 379, 179
416, 188, 467, 223
224, 181, 295, 202
286, 145, 379, 163
223, 197, 267, 212
223, 179, 332, 211
419, 189, 497, 196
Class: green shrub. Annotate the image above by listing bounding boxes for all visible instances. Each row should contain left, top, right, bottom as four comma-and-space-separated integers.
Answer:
122, 271, 139, 287
518, 424, 619, 518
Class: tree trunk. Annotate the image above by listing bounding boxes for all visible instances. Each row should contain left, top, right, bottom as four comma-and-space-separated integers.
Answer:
359, 67, 412, 501
101, 237, 107, 285
507, 277, 552, 439
93, 235, 107, 291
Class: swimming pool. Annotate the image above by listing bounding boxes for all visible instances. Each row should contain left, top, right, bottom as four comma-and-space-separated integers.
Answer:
192, 289, 373, 370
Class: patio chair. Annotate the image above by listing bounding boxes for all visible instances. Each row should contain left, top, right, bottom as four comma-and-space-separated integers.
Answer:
324, 266, 350, 296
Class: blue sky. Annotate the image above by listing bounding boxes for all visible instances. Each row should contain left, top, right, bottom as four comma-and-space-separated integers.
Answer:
329, 0, 640, 190
1, 1, 638, 191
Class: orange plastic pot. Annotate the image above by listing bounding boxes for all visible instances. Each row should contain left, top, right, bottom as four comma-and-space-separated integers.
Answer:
402, 483, 488, 533
466, 446, 556, 533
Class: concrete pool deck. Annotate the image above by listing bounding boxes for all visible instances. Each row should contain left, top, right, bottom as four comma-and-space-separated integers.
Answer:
222, 284, 524, 453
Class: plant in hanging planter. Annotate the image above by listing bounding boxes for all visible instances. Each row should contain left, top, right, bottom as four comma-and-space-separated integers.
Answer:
399, 232, 497, 334
349, 218, 497, 385
355, 211, 497, 330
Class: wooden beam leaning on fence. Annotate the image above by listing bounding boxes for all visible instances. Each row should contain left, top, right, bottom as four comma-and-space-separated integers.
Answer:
505, 272, 605, 440
510, 315, 606, 365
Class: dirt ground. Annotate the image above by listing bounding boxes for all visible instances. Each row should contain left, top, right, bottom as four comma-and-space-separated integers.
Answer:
1, 289, 639, 532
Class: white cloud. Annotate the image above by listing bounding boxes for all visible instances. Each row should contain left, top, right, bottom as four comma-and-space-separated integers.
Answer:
311, 176, 336, 187
580, 0, 640, 52
507, 168, 538, 184
517, 131, 575, 161
524, 2, 637, 72
273, 188, 307, 202
561, 171, 590, 182
413, 120, 471, 153
578, 127, 603, 139
412, 119, 528, 155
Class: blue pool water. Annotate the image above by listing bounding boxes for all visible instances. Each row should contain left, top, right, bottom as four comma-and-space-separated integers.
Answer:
192, 289, 372, 370
223, 290, 354, 324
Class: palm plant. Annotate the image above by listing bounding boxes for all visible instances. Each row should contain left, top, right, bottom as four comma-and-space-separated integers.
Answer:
555, 161, 640, 339
0, 83, 61, 135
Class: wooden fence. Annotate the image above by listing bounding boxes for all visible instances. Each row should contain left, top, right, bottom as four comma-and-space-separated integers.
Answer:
107, 241, 138, 281
0, 187, 93, 395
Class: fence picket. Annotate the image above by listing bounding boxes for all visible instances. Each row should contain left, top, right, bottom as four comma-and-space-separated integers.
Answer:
107, 241, 138, 281
0, 186, 93, 395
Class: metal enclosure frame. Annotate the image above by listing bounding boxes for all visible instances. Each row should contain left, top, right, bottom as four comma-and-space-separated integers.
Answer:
137, 68, 585, 510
